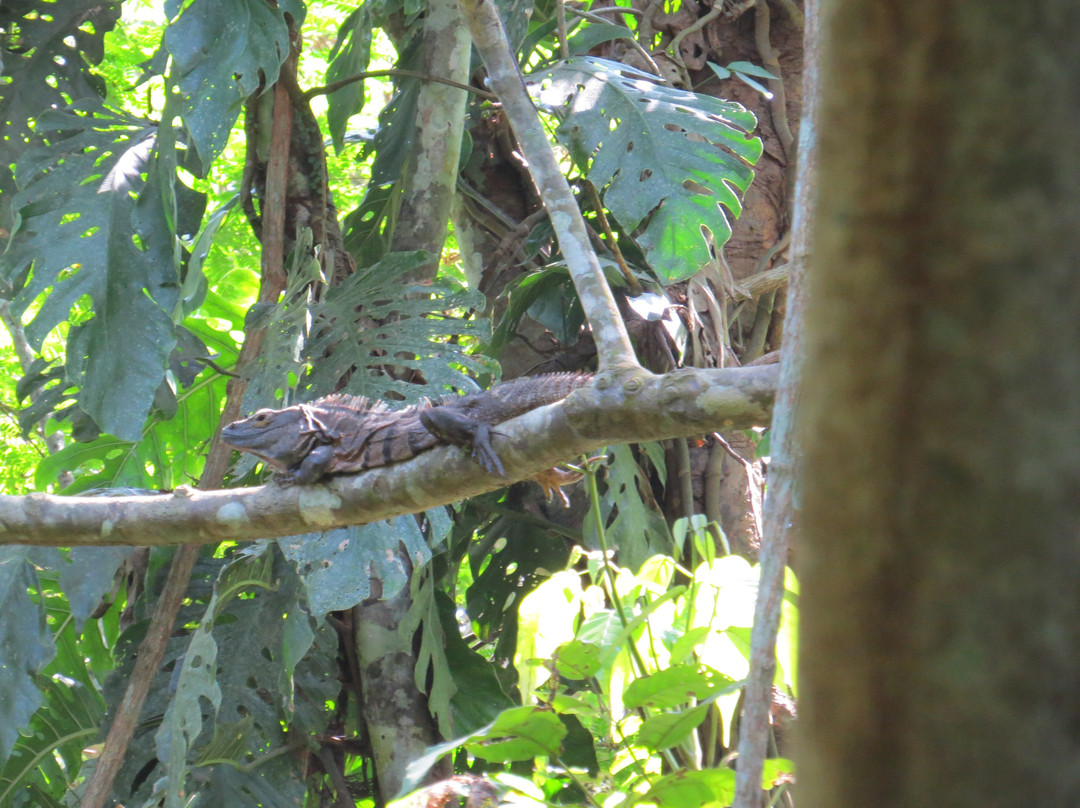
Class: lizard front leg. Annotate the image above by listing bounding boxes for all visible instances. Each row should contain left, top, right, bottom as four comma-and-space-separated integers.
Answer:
281, 444, 337, 484
419, 408, 506, 476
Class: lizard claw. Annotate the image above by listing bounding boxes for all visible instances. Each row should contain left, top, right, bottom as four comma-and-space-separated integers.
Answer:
471, 425, 507, 476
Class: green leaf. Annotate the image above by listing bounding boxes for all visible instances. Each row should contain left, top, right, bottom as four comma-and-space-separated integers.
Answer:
706, 62, 732, 80
465, 707, 567, 762
558, 713, 599, 775
623, 664, 737, 709
59, 547, 136, 632
667, 626, 713, 664
533, 57, 762, 283
566, 22, 636, 57
634, 703, 710, 750
2, 109, 186, 439
762, 757, 796, 788
555, 640, 603, 680
435, 592, 515, 734
0, 547, 60, 760
0, 677, 104, 806
636, 768, 736, 808
279, 516, 432, 612
239, 251, 494, 420
594, 445, 672, 571
326, 6, 374, 151
725, 61, 779, 80
165, 0, 291, 164
735, 73, 772, 97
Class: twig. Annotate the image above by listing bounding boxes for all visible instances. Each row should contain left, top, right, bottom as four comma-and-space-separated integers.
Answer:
565, 7, 666, 80
305, 69, 496, 101
670, 4, 724, 74
580, 179, 641, 293
754, 0, 794, 160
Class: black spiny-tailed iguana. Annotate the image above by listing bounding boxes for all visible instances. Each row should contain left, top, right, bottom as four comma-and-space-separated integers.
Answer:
221, 373, 592, 485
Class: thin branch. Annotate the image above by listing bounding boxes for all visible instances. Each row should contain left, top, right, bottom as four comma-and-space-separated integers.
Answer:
579, 179, 641, 293
79, 30, 301, 808
731, 0, 819, 801
305, 69, 496, 101
754, 0, 794, 160
565, 7, 665, 78
555, 0, 570, 59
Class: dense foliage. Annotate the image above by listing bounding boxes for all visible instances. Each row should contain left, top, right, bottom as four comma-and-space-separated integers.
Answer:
0, 1, 793, 806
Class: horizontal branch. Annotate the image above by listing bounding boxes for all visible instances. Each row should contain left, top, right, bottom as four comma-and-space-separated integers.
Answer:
0, 366, 778, 547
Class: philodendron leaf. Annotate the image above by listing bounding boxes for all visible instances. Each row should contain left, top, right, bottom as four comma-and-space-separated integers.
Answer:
164, 0, 296, 165
635, 703, 711, 751
532, 57, 763, 284
465, 706, 567, 762
639, 768, 736, 808
1, 108, 188, 440
623, 663, 737, 710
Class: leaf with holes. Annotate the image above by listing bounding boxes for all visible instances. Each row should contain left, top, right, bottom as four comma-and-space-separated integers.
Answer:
532, 57, 763, 284
164, 0, 300, 164
0, 107, 198, 440
0, 0, 120, 222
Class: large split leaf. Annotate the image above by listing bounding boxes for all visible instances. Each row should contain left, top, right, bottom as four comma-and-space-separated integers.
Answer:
0, 0, 120, 223
280, 515, 433, 612
241, 250, 493, 418
532, 57, 763, 283
0, 108, 195, 440
152, 548, 338, 806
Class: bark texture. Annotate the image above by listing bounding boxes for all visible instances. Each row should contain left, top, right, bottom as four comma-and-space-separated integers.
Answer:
799, 2, 1080, 805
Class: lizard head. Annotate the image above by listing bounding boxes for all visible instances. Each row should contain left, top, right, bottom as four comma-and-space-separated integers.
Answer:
221, 406, 324, 471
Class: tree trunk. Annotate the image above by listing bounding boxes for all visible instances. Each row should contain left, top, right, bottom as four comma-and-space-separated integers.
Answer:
799, 2, 1080, 806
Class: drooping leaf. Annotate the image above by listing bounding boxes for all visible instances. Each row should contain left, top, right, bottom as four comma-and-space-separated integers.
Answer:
532, 57, 763, 283
1, 108, 192, 440
164, 0, 295, 165
0, 547, 61, 761
58, 547, 136, 632
434, 591, 516, 734
326, 6, 374, 151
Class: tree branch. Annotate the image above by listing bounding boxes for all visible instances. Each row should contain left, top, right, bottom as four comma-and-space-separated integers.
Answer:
0, 366, 777, 546
460, 0, 639, 370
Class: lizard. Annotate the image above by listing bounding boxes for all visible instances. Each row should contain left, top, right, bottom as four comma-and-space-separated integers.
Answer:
221, 372, 592, 486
